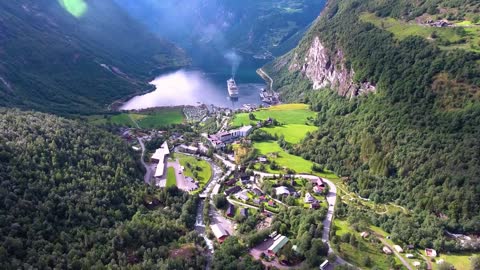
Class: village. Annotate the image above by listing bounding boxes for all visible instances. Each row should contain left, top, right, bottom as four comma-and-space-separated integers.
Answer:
118, 103, 338, 269
118, 103, 477, 270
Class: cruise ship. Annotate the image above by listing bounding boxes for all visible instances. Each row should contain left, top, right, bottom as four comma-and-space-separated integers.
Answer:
227, 78, 239, 99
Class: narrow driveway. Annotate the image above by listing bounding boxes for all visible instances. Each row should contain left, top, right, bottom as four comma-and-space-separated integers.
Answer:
377, 237, 413, 270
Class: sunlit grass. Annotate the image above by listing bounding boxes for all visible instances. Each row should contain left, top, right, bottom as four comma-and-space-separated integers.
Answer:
166, 167, 177, 187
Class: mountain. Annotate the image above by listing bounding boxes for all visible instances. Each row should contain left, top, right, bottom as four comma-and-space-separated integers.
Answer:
113, 0, 327, 67
266, 0, 480, 248
0, 109, 202, 268
0, 0, 188, 114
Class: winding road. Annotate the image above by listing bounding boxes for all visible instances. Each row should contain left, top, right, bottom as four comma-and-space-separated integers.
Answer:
257, 68, 274, 91
137, 137, 153, 184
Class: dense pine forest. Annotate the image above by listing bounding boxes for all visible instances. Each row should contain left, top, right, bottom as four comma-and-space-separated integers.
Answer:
266, 0, 480, 250
0, 109, 204, 269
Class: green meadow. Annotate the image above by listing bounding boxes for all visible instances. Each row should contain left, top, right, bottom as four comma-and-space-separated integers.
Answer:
88, 107, 185, 128
232, 103, 317, 144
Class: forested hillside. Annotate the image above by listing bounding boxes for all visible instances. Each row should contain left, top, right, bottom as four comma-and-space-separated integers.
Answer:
266, 0, 480, 249
0, 0, 187, 114
0, 109, 203, 268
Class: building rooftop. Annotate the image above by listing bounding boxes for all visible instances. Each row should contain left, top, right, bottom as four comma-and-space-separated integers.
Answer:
275, 186, 291, 196
152, 142, 170, 177
211, 224, 229, 240
268, 235, 289, 255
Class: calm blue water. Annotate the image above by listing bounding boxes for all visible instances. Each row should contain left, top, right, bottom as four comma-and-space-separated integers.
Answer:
121, 54, 268, 110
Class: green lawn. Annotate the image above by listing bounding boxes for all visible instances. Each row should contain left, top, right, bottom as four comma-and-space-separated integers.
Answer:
260, 124, 317, 144
432, 252, 479, 270
136, 108, 185, 128
166, 167, 177, 187
360, 12, 480, 53
232, 103, 317, 143
253, 141, 337, 179
232, 103, 316, 127
88, 107, 185, 128
176, 153, 212, 186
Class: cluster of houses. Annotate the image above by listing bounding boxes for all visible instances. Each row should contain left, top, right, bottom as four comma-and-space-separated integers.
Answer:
207, 125, 253, 149
222, 174, 282, 209
223, 202, 250, 219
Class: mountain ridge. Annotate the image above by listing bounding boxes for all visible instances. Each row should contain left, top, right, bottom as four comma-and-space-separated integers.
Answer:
266, 0, 480, 247
0, 0, 188, 114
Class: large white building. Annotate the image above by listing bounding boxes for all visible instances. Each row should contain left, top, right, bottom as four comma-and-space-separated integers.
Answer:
229, 125, 253, 138
152, 141, 170, 178
207, 125, 253, 149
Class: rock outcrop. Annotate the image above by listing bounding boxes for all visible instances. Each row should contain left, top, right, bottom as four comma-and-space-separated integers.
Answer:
289, 36, 375, 98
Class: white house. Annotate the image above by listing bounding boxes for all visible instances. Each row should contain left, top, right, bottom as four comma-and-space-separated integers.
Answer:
229, 125, 253, 138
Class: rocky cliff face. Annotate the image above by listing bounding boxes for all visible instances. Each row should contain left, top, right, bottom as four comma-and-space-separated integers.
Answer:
289, 36, 376, 98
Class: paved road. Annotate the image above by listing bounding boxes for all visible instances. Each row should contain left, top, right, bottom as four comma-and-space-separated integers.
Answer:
214, 154, 236, 170
258, 68, 273, 91
137, 137, 153, 184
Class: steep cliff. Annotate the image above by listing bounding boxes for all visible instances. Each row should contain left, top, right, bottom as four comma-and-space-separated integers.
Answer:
289, 36, 375, 98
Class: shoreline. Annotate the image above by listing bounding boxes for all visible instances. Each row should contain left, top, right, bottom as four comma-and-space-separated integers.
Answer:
108, 66, 186, 112
111, 67, 270, 113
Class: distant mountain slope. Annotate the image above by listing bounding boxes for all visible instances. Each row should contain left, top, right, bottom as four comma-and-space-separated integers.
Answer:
0, 109, 201, 268
266, 0, 480, 248
0, 0, 187, 114
113, 0, 326, 65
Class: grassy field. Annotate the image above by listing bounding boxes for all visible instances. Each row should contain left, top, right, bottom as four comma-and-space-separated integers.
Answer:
253, 141, 337, 179
166, 167, 177, 187
261, 124, 317, 144
176, 153, 212, 187
232, 103, 317, 143
432, 252, 479, 270
88, 107, 185, 128
232, 104, 316, 127
360, 13, 480, 53
333, 219, 403, 269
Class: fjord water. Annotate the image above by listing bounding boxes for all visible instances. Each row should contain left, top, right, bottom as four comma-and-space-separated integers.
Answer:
121, 56, 267, 110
